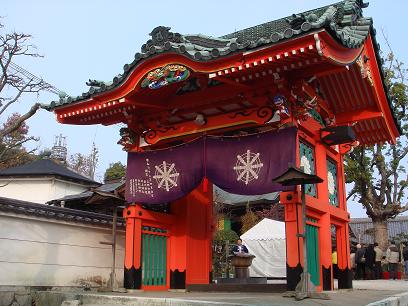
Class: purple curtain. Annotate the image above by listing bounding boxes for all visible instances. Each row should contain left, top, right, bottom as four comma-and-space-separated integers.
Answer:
206, 127, 296, 195
126, 139, 204, 204
126, 127, 296, 204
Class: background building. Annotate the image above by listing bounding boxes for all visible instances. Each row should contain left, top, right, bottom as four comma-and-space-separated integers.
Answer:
0, 159, 100, 204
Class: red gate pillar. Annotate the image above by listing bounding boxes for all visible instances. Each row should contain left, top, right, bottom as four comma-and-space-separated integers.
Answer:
169, 182, 213, 289
186, 183, 213, 286
169, 196, 187, 289
318, 213, 332, 290
336, 155, 352, 289
336, 222, 352, 288
281, 191, 302, 291
123, 205, 142, 289
315, 143, 333, 290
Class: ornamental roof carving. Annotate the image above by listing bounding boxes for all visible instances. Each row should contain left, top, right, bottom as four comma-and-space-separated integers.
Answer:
44, 0, 376, 111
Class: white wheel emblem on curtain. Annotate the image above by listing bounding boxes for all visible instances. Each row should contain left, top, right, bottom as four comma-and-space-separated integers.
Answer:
233, 149, 264, 185
300, 155, 312, 174
153, 161, 179, 192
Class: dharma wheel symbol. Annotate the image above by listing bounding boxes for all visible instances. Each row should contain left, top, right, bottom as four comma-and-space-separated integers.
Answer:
153, 161, 179, 192
233, 149, 264, 185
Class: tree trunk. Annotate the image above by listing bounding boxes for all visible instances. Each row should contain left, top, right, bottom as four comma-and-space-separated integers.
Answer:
373, 219, 388, 250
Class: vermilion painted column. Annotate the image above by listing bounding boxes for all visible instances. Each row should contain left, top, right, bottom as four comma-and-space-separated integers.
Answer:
318, 213, 332, 290
337, 156, 353, 289
123, 205, 142, 289
169, 196, 187, 289
185, 182, 213, 286
168, 181, 213, 289
315, 143, 332, 290
281, 191, 302, 291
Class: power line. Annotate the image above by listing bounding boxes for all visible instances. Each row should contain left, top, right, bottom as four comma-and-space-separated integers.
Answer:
1, 59, 66, 97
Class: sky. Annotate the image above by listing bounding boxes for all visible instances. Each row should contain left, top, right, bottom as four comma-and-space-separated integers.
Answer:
2, 0, 407, 217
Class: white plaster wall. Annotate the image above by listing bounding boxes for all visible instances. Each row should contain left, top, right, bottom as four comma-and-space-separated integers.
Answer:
0, 212, 125, 287
52, 180, 89, 200
0, 178, 89, 204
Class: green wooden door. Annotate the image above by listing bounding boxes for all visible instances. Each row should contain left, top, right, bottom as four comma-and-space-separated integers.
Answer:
306, 224, 320, 286
142, 227, 167, 286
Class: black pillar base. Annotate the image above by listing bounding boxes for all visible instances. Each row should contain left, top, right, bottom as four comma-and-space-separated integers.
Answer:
338, 268, 353, 289
322, 265, 332, 290
286, 263, 302, 291
170, 269, 186, 289
124, 266, 142, 289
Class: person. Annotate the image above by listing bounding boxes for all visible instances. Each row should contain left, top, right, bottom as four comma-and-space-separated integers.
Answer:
386, 241, 400, 280
355, 243, 366, 280
332, 247, 338, 279
403, 242, 408, 280
374, 242, 383, 279
350, 247, 356, 278
365, 244, 375, 279
232, 239, 249, 254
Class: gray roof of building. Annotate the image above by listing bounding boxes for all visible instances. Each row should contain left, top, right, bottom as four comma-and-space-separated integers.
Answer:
214, 185, 279, 205
0, 159, 100, 186
0, 196, 125, 227
43, 0, 376, 112
349, 216, 408, 244
47, 181, 124, 204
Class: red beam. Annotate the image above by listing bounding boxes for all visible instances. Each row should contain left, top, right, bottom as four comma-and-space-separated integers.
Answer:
126, 98, 167, 110
335, 107, 383, 125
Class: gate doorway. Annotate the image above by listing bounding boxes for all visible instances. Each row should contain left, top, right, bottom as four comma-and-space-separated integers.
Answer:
141, 226, 168, 289
306, 223, 320, 286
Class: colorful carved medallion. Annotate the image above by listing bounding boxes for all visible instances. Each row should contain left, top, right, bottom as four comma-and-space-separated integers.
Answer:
141, 64, 190, 89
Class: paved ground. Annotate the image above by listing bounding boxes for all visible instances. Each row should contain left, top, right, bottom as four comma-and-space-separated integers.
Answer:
84, 290, 405, 305
351, 279, 408, 291
36, 280, 408, 306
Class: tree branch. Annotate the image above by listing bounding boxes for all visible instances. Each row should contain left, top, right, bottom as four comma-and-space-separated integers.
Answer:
398, 203, 408, 214
0, 136, 37, 160
0, 103, 40, 139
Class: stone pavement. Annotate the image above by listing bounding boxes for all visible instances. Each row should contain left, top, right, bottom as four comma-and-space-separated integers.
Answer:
33, 280, 408, 306
352, 279, 408, 291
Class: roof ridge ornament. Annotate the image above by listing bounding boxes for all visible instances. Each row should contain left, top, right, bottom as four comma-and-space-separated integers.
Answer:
141, 26, 184, 54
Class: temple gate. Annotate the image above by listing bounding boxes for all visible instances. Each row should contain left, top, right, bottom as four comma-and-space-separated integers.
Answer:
46, 0, 400, 292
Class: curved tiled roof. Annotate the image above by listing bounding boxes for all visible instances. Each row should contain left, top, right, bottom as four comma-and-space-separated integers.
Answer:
43, 0, 375, 111
0, 196, 125, 227
0, 159, 100, 185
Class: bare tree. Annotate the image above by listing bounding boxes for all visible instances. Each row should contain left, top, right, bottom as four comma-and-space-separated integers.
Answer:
0, 19, 51, 166
67, 142, 99, 180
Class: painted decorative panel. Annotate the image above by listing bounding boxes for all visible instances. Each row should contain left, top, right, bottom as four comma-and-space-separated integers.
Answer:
299, 141, 317, 197
327, 159, 339, 207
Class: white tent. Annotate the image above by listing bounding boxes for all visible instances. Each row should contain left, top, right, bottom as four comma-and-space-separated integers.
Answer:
241, 218, 286, 278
